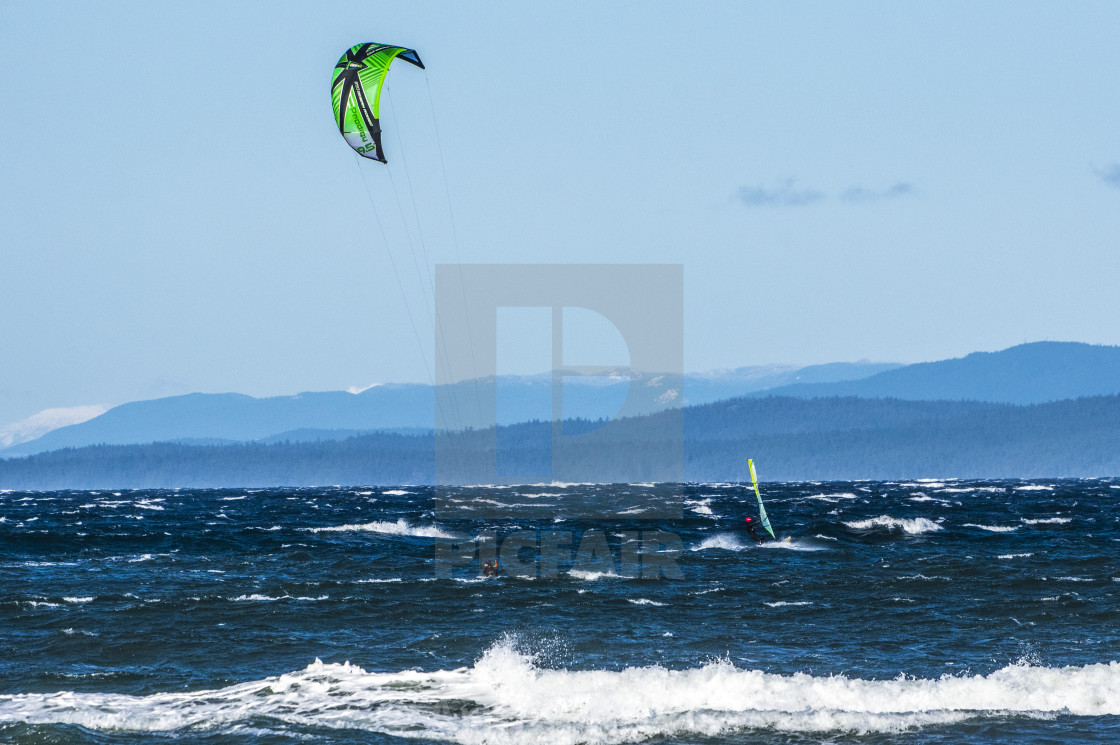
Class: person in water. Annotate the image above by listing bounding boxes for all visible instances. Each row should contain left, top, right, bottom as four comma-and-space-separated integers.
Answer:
744, 516, 765, 544
482, 559, 499, 577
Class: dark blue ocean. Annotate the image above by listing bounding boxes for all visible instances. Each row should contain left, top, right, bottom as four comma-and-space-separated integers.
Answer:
1, 479, 1118, 744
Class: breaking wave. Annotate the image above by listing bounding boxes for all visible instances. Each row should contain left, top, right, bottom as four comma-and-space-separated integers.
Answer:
308, 519, 456, 539
844, 516, 943, 535
962, 523, 1020, 533
0, 641, 1116, 743
690, 533, 748, 552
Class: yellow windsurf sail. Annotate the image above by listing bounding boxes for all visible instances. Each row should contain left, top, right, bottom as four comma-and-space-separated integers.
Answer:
748, 458, 776, 538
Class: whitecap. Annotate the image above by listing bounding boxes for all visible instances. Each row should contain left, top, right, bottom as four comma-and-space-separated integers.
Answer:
567, 569, 622, 580
761, 538, 827, 552
308, 519, 456, 540
807, 492, 857, 501
2, 644, 1116, 739
685, 498, 714, 516
844, 516, 942, 535
962, 523, 1019, 533
230, 594, 328, 602
690, 534, 747, 552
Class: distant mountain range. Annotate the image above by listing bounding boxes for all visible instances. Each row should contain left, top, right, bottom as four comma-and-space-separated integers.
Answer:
0, 361, 899, 457
752, 342, 1120, 404
2, 393, 1117, 488
2, 341, 1118, 461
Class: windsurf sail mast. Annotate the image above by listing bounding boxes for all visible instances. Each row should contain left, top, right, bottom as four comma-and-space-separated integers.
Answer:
748, 458, 776, 538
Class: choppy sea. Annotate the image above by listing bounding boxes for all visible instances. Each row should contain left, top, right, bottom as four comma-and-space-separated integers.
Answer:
1, 479, 1118, 744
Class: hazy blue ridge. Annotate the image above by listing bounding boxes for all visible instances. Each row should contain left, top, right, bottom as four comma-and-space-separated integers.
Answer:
5, 341, 1117, 460
678, 361, 901, 404
0, 386, 434, 458
2, 394, 1118, 489
0, 363, 895, 457
755, 341, 1120, 403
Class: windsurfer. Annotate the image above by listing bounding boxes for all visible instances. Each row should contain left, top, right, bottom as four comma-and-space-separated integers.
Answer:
744, 516, 765, 544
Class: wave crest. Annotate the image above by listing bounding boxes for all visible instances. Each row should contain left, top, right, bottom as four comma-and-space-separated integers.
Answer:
308, 519, 456, 539
1, 641, 1117, 742
844, 516, 942, 535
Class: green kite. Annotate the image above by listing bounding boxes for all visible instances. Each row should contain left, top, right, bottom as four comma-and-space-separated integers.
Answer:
332, 43, 424, 163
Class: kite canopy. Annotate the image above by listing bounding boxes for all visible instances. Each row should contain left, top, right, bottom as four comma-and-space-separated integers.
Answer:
332, 43, 425, 163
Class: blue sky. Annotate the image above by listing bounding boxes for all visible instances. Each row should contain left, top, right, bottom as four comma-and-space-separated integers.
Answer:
1, 1, 1118, 426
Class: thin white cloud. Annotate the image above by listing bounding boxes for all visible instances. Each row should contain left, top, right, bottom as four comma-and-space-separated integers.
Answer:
737, 179, 825, 207
0, 405, 109, 449
737, 179, 915, 208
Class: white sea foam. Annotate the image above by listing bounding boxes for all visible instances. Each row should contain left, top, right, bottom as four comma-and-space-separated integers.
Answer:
998, 553, 1034, 559
308, 519, 456, 539
567, 570, 622, 581
899, 574, 951, 582
763, 601, 813, 608
844, 516, 943, 535
1017, 485, 1054, 491
1, 643, 1116, 742
807, 492, 857, 502
627, 598, 666, 606
685, 498, 714, 515
962, 523, 1020, 533
693, 586, 724, 595
1022, 517, 1072, 525
381, 490, 411, 496
760, 538, 827, 552
230, 594, 328, 602
13, 561, 79, 567
690, 534, 747, 552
